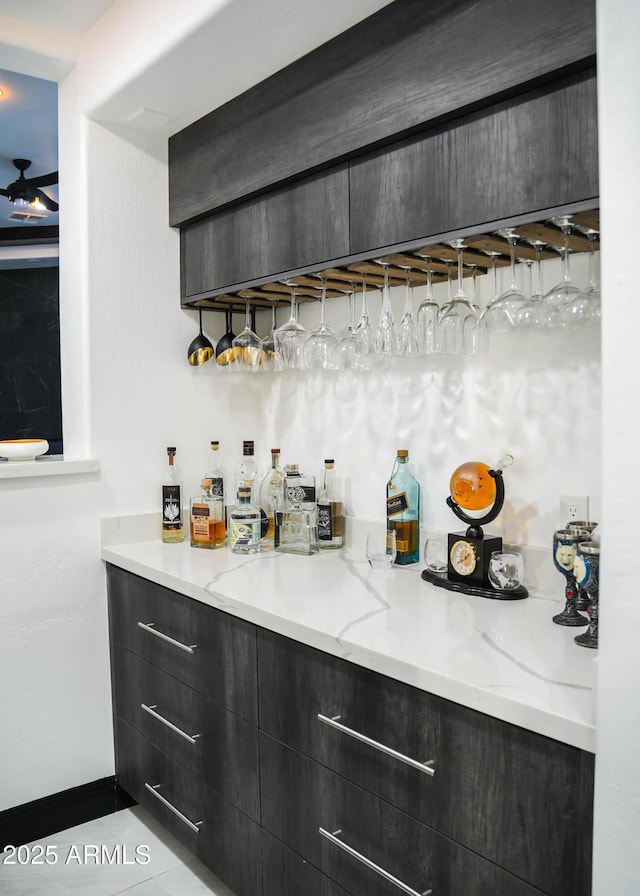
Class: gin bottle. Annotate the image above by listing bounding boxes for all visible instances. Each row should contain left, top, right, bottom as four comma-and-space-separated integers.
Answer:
318, 459, 343, 549
229, 486, 261, 554
386, 449, 420, 564
162, 447, 184, 543
275, 466, 319, 555
259, 448, 285, 542
206, 440, 225, 502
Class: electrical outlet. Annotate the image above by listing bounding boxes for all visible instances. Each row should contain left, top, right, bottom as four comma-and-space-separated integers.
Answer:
560, 495, 590, 524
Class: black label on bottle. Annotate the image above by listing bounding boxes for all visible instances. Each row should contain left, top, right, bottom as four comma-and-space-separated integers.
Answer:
318, 503, 332, 540
210, 477, 224, 498
387, 492, 409, 517
286, 484, 316, 504
162, 485, 182, 529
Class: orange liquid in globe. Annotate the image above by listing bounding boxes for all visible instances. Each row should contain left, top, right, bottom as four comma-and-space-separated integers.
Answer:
450, 461, 497, 511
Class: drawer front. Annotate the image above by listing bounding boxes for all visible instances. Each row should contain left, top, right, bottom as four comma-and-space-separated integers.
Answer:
115, 718, 261, 896
262, 830, 351, 896
258, 628, 593, 896
107, 565, 258, 723
260, 734, 544, 896
112, 645, 260, 821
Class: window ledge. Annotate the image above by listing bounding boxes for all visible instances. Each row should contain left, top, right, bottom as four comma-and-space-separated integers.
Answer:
0, 457, 100, 481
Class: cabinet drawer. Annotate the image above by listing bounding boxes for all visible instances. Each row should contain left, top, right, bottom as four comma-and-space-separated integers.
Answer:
258, 628, 593, 896
260, 734, 543, 896
262, 830, 351, 896
107, 565, 258, 723
112, 646, 260, 821
115, 718, 261, 896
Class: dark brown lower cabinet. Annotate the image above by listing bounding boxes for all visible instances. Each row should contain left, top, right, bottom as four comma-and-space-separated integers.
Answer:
260, 733, 544, 896
262, 830, 352, 896
114, 719, 261, 896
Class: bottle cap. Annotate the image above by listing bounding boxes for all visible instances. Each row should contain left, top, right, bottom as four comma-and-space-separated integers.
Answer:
285, 464, 299, 475
238, 485, 251, 498
210, 441, 219, 448
324, 458, 334, 465
243, 440, 254, 455
271, 448, 280, 454
397, 449, 408, 457
167, 446, 176, 453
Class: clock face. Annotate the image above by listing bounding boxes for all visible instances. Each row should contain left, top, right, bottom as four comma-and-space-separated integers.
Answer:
450, 539, 479, 577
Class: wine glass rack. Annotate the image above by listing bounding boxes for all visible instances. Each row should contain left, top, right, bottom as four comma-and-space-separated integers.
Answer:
184, 209, 599, 313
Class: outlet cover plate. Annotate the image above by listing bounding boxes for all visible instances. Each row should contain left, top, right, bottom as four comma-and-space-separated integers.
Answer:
560, 495, 590, 524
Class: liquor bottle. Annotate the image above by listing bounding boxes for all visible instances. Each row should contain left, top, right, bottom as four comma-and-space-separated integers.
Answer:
205, 441, 225, 502
229, 485, 261, 554
318, 459, 344, 549
234, 440, 268, 538
259, 448, 285, 542
162, 446, 184, 543
190, 479, 226, 549
386, 448, 420, 564
275, 465, 319, 555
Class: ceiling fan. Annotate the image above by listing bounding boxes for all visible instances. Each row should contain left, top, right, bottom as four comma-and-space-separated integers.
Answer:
0, 158, 59, 212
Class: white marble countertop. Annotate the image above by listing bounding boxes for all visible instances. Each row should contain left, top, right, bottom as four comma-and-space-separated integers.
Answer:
100, 514, 597, 753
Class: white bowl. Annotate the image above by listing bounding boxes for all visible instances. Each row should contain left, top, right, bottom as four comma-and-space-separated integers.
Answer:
0, 439, 49, 462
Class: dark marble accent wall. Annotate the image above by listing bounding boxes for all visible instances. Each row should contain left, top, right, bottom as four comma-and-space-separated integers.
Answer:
0, 266, 62, 454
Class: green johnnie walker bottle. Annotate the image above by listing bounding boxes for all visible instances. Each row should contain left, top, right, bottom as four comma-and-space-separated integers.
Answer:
386, 449, 420, 564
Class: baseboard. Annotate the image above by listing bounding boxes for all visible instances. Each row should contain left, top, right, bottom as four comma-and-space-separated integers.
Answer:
0, 777, 136, 849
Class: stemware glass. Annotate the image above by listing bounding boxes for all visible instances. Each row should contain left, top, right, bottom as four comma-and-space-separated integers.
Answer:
215, 308, 238, 368
577, 226, 601, 323
552, 528, 590, 626
478, 228, 527, 332
415, 256, 440, 354
303, 277, 341, 370
259, 300, 284, 372
354, 274, 375, 368
374, 260, 397, 356
273, 283, 309, 370
232, 295, 265, 372
543, 216, 589, 328
437, 240, 479, 355
514, 240, 557, 330
573, 540, 600, 649
396, 266, 419, 356
338, 283, 358, 368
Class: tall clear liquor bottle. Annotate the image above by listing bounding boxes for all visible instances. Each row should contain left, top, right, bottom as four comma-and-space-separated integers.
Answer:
386, 449, 420, 564
234, 440, 268, 537
318, 459, 344, 549
205, 441, 225, 502
229, 485, 261, 554
259, 448, 285, 542
162, 446, 184, 543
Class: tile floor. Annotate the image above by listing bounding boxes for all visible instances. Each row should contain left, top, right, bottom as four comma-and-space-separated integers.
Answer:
0, 806, 236, 895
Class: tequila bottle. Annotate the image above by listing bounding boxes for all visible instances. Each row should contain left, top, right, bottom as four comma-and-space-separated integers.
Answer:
275, 466, 318, 555
259, 448, 285, 542
229, 486, 261, 554
386, 449, 420, 564
162, 447, 183, 543
318, 459, 343, 549
190, 479, 225, 549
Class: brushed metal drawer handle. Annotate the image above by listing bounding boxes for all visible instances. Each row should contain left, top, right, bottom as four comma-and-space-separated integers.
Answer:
319, 827, 432, 896
137, 621, 197, 654
141, 703, 200, 744
317, 714, 435, 777
144, 783, 203, 833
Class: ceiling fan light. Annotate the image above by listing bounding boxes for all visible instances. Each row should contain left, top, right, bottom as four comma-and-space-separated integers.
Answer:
12, 197, 30, 209
29, 197, 47, 211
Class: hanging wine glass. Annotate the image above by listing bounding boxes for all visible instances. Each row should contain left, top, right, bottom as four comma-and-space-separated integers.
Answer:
576, 225, 601, 323
374, 260, 397, 356
338, 282, 358, 368
543, 216, 589, 328
232, 295, 265, 372
303, 276, 341, 370
215, 308, 238, 368
415, 255, 440, 354
273, 282, 309, 370
438, 239, 478, 355
187, 308, 214, 366
396, 266, 419, 356
514, 240, 557, 330
354, 273, 375, 368
260, 299, 284, 372
478, 228, 527, 333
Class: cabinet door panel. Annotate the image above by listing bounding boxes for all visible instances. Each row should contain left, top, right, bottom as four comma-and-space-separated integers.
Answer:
107, 565, 258, 724
181, 165, 349, 297
260, 734, 544, 896
262, 831, 351, 896
115, 718, 261, 896
112, 646, 260, 821
258, 628, 593, 896
350, 68, 598, 254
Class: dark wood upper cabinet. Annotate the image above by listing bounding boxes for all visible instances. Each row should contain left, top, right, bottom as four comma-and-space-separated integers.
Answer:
169, 0, 596, 227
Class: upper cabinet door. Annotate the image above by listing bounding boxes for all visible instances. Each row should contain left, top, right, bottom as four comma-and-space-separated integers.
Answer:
349, 68, 599, 255
181, 165, 349, 299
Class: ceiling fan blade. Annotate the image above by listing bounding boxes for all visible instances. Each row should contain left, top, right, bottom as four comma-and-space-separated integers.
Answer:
34, 189, 59, 212
23, 170, 58, 189
0, 187, 9, 198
